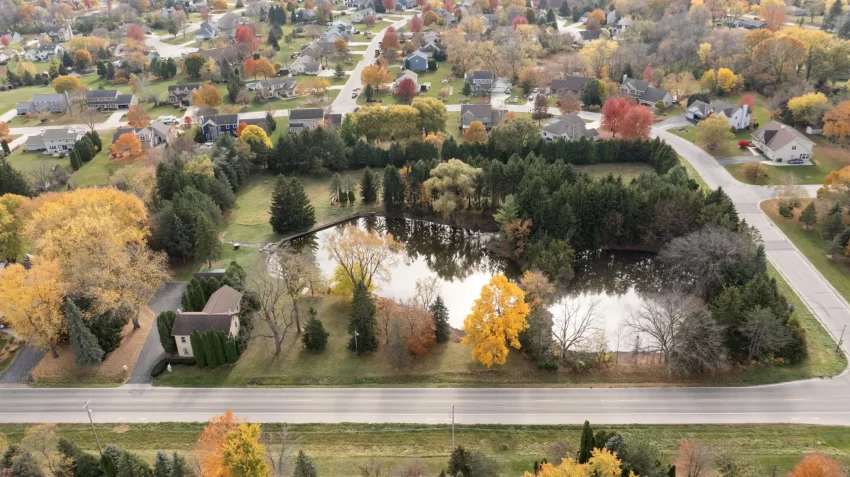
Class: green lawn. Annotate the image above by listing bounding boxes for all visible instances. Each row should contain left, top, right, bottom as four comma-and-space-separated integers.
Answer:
8, 110, 113, 127
71, 129, 149, 188
726, 136, 850, 185
0, 83, 56, 116
761, 198, 850, 305
574, 162, 654, 182
0, 423, 848, 476
356, 66, 466, 106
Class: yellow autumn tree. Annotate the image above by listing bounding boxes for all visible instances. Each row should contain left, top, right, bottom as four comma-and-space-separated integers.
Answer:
526, 449, 630, 477
222, 423, 270, 477
52, 75, 86, 94
699, 68, 742, 93
193, 83, 223, 108
111, 133, 143, 158
16, 61, 36, 77
0, 121, 9, 137
195, 411, 244, 477
462, 274, 530, 367
239, 125, 272, 148
823, 100, 850, 143
0, 194, 26, 263
361, 64, 392, 90
818, 165, 850, 205
126, 104, 151, 127
788, 92, 830, 126
0, 260, 66, 357
463, 121, 488, 143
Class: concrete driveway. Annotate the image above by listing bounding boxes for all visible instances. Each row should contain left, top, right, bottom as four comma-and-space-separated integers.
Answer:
126, 282, 188, 384
0, 345, 44, 384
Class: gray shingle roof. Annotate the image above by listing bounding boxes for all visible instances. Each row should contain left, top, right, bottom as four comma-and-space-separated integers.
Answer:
551, 76, 593, 93
753, 121, 814, 151
202, 285, 243, 314
42, 128, 83, 141
171, 313, 233, 335
290, 108, 325, 120
88, 90, 119, 99
541, 113, 596, 140
203, 114, 239, 125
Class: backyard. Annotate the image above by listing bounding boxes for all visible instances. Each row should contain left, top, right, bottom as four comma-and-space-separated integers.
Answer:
356, 66, 467, 106
725, 136, 850, 185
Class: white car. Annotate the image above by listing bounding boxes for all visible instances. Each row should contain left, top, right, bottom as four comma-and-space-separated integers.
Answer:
158, 115, 179, 125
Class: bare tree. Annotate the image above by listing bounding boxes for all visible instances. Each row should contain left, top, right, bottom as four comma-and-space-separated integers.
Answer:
413, 276, 440, 310
20, 424, 63, 476
79, 108, 101, 131
669, 309, 728, 376
659, 226, 748, 297
552, 296, 601, 362
772, 173, 806, 208
626, 291, 704, 366
357, 458, 385, 477
248, 256, 295, 356
264, 424, 303, 477
676, 439, 715, 477
393, 459, 429, 477
274, 245, 322, 334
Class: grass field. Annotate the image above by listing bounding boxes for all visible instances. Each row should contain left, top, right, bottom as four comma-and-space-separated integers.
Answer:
761, 198, 850, 305
725, 136, 850, 185
0, 422, 847, 476
356, 66, 466, 106
574, 162, 654, 182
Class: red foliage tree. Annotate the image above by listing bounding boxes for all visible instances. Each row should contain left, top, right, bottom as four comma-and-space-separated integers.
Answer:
443, 0, 454, 11
236, 122, 248, 137
642, 65, 654, 85
83, 0, 92, 9
488, 0, 498, 8
383, 0, 396, 10
788, 454, 844, 477
601, 97, 631, 138
0, 36, 8, 47
396, 77, 418, 99
127, 24, 146, 42
382, 26, 400, 51
512, 16, 529, 28
621, 105, 653, 140
184, 116, 193, 125
235, 25, 257, 51
422, 3, 432, 13
410, 15, 423, 32
415, 0, 425, 6
199, 6, 210, 21
738, 94, 756, 114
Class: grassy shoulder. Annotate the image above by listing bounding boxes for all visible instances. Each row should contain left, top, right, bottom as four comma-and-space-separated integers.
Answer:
761, 198, 850, 304
0, 423, 848, 475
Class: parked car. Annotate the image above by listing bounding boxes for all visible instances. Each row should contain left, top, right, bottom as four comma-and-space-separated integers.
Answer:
158, 115, 179, 125
291, 52, 300, 59
788, 159, 805, 165
352, 29, 360, 34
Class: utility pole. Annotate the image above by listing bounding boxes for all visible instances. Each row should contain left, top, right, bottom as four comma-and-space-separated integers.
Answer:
83, 400, 103, 457
837, 325, 846, 353
451, 404, 455, 450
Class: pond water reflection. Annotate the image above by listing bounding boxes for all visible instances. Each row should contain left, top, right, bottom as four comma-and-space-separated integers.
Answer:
294, 217, 665, 347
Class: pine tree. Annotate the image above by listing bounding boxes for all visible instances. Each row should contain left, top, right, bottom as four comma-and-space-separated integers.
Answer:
227, 71, 240, 103
65, 298, 105, 367
290, 177, 316, 230
266, 111, 277, 132
88, 130, 102, 152
214, 331, 228, 365
360, 168, 378, 203
191, 330, 207, 367
76, 140, 94, 162
194, 214, 221, 267
270, 175, 293, 233
347, 189, 355, 204
170, 452, 189, 477
338, 186, 348, 205
334, 62, 345, 78
462, 81, 472, 97
349, 282, 378, 354
117, 451, 152, 477
1, 139, 10, 156
70, 149, 83, 170
157, 311, 177, 354
822, 203, 843, 240
202, 330, 218, 368
578, 420, 594, 463
799, 201, 817, 229
430, 295, 451, 343
293, 451, 318, 477
824, 0, 843, 29
153, 451, 172, 477
194, 127, 206, 144
302, 307, 329, 351
224, 336, 239, 363
382, 165, 404, 211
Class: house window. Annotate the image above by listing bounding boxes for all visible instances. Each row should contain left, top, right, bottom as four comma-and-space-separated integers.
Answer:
181, 337, 186, 343
792, 146, 797, 150
799, 153, 811, 160
183, 348, 189, 356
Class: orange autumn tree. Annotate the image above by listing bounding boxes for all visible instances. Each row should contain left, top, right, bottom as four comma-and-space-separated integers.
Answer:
236, 121, 248, 137
192, 83, 223, 108
788, 454, 845, 477
111, 133, 143, 158
462, 274, 530, 367
361, 64, 392, 91
126, 104, 151, 127
823, 100, 850, 143
195, 411, 245, 477
463, 121, 488, 143
0, 121, 8, 137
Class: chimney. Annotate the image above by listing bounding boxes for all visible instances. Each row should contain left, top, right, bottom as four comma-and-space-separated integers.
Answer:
623, 74, 627, 82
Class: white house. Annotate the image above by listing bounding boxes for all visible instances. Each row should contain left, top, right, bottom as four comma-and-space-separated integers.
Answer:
620, 75, 674, 108
24, 127, 86, 154
541, 113, 599, 141
195, 22, 219, 41
686, 100, 751, 130
289, 108, 327, 133
47, 25, 73, 42
172, 285, 243, 358
351, 8, 376, 23
751, 121, 816, 164
394, 70, 419, 94
290, 54, 322, 75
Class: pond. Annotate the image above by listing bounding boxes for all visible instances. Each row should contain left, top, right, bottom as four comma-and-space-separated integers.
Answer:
294, 216, 666, 349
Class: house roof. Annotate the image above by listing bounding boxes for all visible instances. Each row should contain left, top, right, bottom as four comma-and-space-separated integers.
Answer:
203, 114, 239, 125
197, 22, 217, 34
258, 77, 296, 88
88, 90, 118, 99
168, 83, 202, 93
395, 70, 418, 83
470, 70, 495, 80
753, 121, 814, 151
579, 29, 603, 41
199, 46, 241, 63
551, 76, 592, 93
290, 108, 325, 120
42, 128, 84, 141
218, 12, 239, 29
542, 113, 596, 140
406, 50, 428, 61
325, 113, 342, 127
689, 100, 742, 118
117, 94, 135, 105
171, 312, 233, 335
25, 135, 45, 147
150, 121, 172, 138
292, 55, 321, 71
638, 86, 670, 103
30, 93, 68, 103
202, 285, 243, 314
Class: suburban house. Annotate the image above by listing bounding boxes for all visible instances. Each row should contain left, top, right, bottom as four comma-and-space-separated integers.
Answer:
459, 104, 507, 130
404, 51, 429, 71
217, 12, 242, 31
24, 127, 86, 154
200, 113, 272, 141
289, 108, 341, 133
751, 121, 816, 163
118, 23, 152, 37
491, 78, 511, 94
396, 0, 416, 9
332, 19, 353, 35
575, 29, 603, 46
550, 76, 594, 97
619, 75, 674, 108
195, 21, 220, 41
434, 8, 457, 25
25, 44, 64, 62
606, 10, 618, 24
686, 100, 752, 130
733, 18, 765, 29
16, 92, 71, 115
464, 71, 495, 95
168, 84, 201, 105
199, 46, 242, 75
172, 285, 243, 358
351, 8, 376, 23
47, 25, 73, 42
344, 0, 371, 7
87, 90, 137, 111
295, 7, 317, 22
394, 70, 419, 93
0, 32, 21, 44
112, 122, 176, 149
252, 77, 297, 100
541, 113, 599, 141
290, 54, 322, 75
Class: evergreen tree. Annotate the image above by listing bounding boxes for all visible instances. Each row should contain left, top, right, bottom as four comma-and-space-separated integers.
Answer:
266, 111, 277, 132
101, 454, 119, 477
75, 139, 94, 162
462, 81, 472, 97
839, 18, 850, 38
62, 51, 74, 67
293, 451, 318, 477
270, 176, 316, 234
191, 330, 207, 367
622, 63, 634, 79
65, 298, 105, 367
546, 8, 556, 22
194, 214, 221, 267
302, 307, 329, 351
117, 451, 152, 477
227, 71, 241, 103
153, 452, 172, 477
349, 282, 378, 354
1, 139, 10, 156
97, 61, 107, 78
578, 420, 595, 463
170, 453, 188, 477
88, 130, 103, 152
799, 201, 817, 229
447, 446, 471, 477
201, 330, 218, 367
558, 0, 570, 17
224, 336, 240, 363
70, 149, 83, 170
347, 189, 355, 204
106, 62, 116, 80
334, 62, 345, 78
824, 0, 843, 29
157, 311, 177, 353
360, 168, 378, 203
430, 295, 451, 343
822, 202, 843, 240
194, 127, 206, 144
382, 165, 404, 211
11, 450, 43, 477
